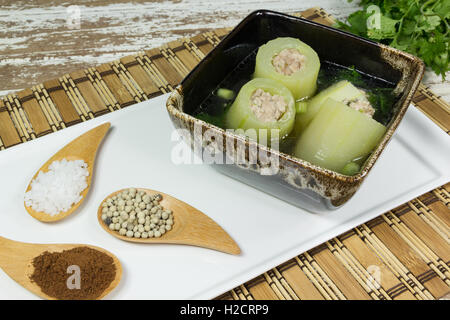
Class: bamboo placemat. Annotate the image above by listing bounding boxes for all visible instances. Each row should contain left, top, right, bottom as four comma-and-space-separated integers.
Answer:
1, 8, 448, 300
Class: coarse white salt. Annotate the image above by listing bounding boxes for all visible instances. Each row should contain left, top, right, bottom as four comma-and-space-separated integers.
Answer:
24, 159, 89, 215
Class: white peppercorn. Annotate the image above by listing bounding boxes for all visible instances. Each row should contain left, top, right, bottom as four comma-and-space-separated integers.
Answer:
102, 188, 174, 239
137, 212, 145, 219
143, 195, 151, 204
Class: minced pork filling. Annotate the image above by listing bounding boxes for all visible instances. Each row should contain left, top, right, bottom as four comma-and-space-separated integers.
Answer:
250, 88, 287, 122
343, 91, 375, 117
272, 48, 306, 76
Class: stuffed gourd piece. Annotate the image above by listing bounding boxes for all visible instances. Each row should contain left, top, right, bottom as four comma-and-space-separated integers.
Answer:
254, 37, 320, 100
294, 98, 386, 174
225, 78, 295, 143
294, 80, 365, 134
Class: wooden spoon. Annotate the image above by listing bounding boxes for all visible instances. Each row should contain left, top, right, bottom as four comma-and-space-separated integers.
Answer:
0, 235, 122, 300
98, 188, 241, 255
24, 122, 111, 222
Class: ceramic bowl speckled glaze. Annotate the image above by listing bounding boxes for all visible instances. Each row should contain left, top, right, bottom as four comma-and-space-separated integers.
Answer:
166, 10, 425, 212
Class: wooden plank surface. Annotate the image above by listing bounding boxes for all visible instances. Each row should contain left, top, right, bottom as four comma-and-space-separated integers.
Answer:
1, 0, 448, 101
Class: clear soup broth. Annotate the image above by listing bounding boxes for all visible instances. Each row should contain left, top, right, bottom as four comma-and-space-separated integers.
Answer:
192, 49, 397, 172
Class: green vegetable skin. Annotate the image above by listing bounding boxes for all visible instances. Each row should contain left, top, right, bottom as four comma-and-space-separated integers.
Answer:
294, 98, 386, 173
341, 162, 361, 176
254, 37, 321, 100
225, 78, 295, 142
296, 101, 308, 114
294, 80, 365, 134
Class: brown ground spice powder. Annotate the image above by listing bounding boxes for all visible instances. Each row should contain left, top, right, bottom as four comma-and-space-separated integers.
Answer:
30, 246, 116, 300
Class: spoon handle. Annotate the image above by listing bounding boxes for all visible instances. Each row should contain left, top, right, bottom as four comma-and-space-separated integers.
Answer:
0, 237, 32, 264
0, 236, 13, 248
0, 236, 17, 266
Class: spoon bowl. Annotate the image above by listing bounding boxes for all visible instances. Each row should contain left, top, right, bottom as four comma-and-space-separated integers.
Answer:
98, 188, 241, 255
24, 122, 110, 222
0, 236, 122, 300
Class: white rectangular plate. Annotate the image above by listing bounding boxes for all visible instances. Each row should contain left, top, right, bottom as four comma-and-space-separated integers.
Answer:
0, 94, 448, 299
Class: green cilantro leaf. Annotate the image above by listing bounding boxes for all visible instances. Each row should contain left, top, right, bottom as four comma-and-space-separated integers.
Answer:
367, 15, 399, 40
336, 0, 450, 80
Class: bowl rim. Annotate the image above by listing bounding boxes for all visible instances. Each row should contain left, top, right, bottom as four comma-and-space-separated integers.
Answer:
167, 9, 425, 184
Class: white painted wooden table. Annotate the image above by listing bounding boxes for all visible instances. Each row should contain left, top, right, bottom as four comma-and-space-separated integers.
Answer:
0, 0, 448, 101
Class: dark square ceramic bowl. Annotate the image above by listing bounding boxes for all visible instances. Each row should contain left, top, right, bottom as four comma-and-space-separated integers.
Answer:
166, 10, 424, 212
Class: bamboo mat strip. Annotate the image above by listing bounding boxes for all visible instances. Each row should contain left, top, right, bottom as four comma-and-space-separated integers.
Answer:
0, 7, 448, 300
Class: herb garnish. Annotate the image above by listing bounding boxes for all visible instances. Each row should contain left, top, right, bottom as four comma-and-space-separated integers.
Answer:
195, 112, 226, 128
335, 0, 449, 80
